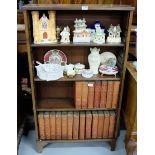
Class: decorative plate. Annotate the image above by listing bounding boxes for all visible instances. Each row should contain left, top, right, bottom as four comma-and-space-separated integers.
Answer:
100, 52, 117, 67
99, 65, 118, 76
44, 49, 67, 65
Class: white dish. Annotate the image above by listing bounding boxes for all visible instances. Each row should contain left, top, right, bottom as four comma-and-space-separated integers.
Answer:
82, 69, 93, 78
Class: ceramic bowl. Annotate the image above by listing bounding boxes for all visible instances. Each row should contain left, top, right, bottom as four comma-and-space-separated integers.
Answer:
82, 69, 93, 78
74, 63, 85, 74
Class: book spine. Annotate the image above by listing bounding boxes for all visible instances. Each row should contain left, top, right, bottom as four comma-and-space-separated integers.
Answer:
85, 111, 92, 139
73, 112, 79, 139
61, 112, 68, 140
92, 111, 98, 139
103, 111, 110, 138
108, 111, 116, 138
106, 81, 114, 108
97, 111, 104, 138
87, 82, 95, 108
67, 112, 73, 140
79, 111, 86, 140
44, 112, 51, 139
38, 112, 45, 140
75, 82, 82, 109
50, 112, 56, 140
81, 82, 88, 109
100, 81, 108, 108
112, 81, 120, 108
56, 112, 62, 140
94, 81, 101, 108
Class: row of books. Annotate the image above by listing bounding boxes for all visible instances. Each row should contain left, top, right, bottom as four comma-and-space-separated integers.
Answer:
38, 111, 116, 140
75, 81, 120, 109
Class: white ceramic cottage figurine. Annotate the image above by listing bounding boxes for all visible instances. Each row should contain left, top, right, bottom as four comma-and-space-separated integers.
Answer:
106, 24, 122, 43
31, 11, 57, 44
60, 27, 70, 43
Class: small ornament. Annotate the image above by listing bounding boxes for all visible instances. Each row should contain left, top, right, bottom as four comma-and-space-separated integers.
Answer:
60, 26, 70, 43
56, 26, 62, 41
74, 63, 85, 74
67, 69, 76, 78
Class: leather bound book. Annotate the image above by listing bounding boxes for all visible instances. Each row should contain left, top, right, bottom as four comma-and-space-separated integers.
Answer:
79, 111, 86, 140
73, 112, 79, 139
87, 82, 95, 109
92, 111, 98, 139
38, 112, 45, 140
67, 112, 73, 140
61, 112, 68, 140
100, 81, 108, 108
97, 111, 104, 138
81, 82, 88, 109
106, 81, 114, 108
112, 81, 120, 108
85, 111, 92, 139
94, 81, 101, 108
50, 112, 56, 140
75, 82, 83, 109
56, 112, 62, 140
108, 111, 116, 138
44, 112, 51, 139
103, 111, 110, 138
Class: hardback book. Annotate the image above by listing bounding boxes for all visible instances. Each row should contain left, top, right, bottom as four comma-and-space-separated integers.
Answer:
56, 112, 62, 140
87, 82, 95, 108
38, 112, 45, 140
112, 81, 120, 108
50, 112, 56, 140
79, 111, 86, 140
81, 82, 88, 109
100, 81, 108, 108
108, 111, 116, 138
92, 111, 99, 139
106, 81, 114, 108
103, 111, 110, 138
94, 81, 101, 108
73, 112, 79, 139
67, 112, 73, 140
85, 111, 92, 139
61, 112, 68, 140
75, 82, 83, 109
44, 112, 51, 139
97, 111, 104, 138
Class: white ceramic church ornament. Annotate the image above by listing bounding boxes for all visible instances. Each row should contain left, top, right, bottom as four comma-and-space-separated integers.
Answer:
31, 11, 57, 44
60, 27, 70, 43
88, 47, 101, 74
106, 24, 122, 43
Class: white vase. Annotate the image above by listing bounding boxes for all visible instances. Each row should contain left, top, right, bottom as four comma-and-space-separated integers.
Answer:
88, 47, 101, 74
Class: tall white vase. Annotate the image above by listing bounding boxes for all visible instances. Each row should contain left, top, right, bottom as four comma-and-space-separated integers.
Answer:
88, 47, 101, 74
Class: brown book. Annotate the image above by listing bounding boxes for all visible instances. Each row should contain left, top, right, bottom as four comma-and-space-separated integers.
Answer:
108, 111, 116, 138
61, 112, 68, 140
106, 81, 114, 108
112, 81, 120, 108
56, 112, 61, 140
87, 82, 95, 108
85, 111, 92, 139
92, 111, 98, 139
103, 111, 110, 138
73, 112, 79, 139
67, 112, 73, 140
79, 111, 86, 140
100, 81, 108, 108
44, 112, 51, 139
97, 111, 104, 138
75, 82, 83, 109
81, 82, 88, 109
94, 81, 101, 108
50, 112, 56, 140
38, 112, 45, 140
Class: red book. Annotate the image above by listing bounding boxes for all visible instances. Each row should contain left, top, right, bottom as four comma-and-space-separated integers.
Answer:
73, 112, 79, 139
79, 111, 86, 140
100, 81, 108, 108
94, 81, 101, 108
103, 111, 110, 138
87, 82, 95, 108
85, 111, 92, 139
81, 82, 88, 109
97, 111, 104, 138
56, 112, 61, 140
112, 81, 120, 108
67, 112, 73, 140
50, 112, 56, 140
92, 111, 98, 139
106, 81, 114, 108
75, 82, 83, 109
108, 111, 116, 138
61, 112, 68, 140
38, 112, 45, 140
44, 112, 51, 139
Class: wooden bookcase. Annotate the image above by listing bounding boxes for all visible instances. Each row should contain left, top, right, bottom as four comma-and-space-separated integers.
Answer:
23, 4, 134, 153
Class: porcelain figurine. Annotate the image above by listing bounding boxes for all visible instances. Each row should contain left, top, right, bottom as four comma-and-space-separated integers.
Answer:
56, 26, 62, 41
67, 69, 76, 78
31, 11, 57, 44
88, 47, 101, 74
60, 27, 70, 43
73, 18, 91, 43
106, 24, 122, 43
